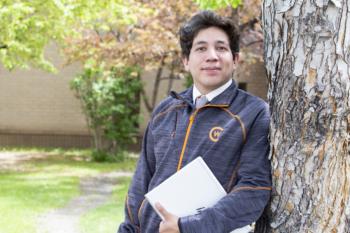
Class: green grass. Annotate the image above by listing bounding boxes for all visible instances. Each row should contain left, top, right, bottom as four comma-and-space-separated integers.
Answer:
0, 148, 137, 233
0, 173, 79, 233
0, 146, 92, 157
80, 177, 131, 233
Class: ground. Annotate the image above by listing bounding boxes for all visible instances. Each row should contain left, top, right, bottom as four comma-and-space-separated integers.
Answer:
0, 151, 133, 233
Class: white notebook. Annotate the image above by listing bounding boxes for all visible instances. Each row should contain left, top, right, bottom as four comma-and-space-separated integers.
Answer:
144, 157, 252, 233
145, 156, 226, 219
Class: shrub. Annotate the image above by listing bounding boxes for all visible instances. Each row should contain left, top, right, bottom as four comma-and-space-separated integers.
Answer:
71, 66, 142, 161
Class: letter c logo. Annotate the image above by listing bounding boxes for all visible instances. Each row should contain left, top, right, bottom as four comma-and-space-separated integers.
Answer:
209, 127, 224, 142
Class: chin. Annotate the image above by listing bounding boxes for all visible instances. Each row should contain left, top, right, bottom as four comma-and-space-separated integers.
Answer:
201, 83, 222, 92
204, 80, 226, 88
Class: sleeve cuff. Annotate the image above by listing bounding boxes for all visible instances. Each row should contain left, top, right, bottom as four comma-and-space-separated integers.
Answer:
178, 218, 183, 233
178, 214, 201, 233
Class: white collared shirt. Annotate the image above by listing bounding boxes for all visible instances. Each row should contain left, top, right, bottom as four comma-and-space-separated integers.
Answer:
192, 79, 233, 104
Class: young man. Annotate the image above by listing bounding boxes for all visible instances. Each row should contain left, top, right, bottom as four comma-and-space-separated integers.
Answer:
118, 11, 271, 233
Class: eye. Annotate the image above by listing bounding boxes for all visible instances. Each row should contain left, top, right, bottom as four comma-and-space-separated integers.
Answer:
217, 46, 228, 51
195, 46, 206, 52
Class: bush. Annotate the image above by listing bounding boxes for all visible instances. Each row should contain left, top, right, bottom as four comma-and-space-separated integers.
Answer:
91, 149, 129, 162
71, 66, 142, 161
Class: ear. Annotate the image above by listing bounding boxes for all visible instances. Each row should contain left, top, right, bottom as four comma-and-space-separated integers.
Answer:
182, 57, 189, 71
233, 53, 239, 64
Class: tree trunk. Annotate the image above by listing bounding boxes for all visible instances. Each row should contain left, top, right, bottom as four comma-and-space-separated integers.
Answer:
151, 56, 166, 111
260, 0, 350, 232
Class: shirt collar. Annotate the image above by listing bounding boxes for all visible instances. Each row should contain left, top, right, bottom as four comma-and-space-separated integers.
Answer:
170, 80, 238, 108
192, 79, 233, 103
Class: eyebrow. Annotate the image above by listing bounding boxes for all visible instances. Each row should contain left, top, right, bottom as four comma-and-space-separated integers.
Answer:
193, 41, 207, 46
193, 40, 229, 46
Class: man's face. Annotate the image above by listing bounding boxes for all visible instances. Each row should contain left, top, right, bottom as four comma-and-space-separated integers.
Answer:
183, 26, 238, 94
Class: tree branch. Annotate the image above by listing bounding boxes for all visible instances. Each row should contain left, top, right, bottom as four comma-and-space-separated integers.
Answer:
140, 86, 153, 114
243, 39, 263, 47
109, 28, 121, 42
160, 76, 181, 81
138, 72, 153, 114
167, 60, 176, 94
239, 17, 259, 31
0, 44, 8, 49
94, 28, 103, 42
151, 55, 166, 110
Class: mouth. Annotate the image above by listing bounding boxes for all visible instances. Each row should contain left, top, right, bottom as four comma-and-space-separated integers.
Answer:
201, 67, 221, 71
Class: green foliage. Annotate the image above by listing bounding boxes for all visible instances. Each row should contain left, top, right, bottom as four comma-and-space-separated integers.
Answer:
68, 0, 139, 29
194, 0, 242, 9
71, 66, 142, 161
0, 0, 140, 71
91, 149, 130, 163
0, 0, 69, 71
184, 73, 194, 88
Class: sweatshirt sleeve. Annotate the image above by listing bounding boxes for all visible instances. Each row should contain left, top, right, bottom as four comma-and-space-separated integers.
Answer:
179, 106, 272, 233
118, 123, 156, 233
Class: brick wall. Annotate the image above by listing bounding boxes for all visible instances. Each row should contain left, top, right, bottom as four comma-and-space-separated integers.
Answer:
0, 44, 90, 148
234, 60, 268, 101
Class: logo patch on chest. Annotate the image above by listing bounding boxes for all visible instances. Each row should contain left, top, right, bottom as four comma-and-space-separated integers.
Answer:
209, 127, 224, 142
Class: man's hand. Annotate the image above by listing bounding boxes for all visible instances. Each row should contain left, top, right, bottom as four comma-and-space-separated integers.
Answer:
155, 202, 180, 233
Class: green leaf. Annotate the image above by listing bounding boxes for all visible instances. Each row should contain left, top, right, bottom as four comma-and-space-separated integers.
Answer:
194, 0, 242, 9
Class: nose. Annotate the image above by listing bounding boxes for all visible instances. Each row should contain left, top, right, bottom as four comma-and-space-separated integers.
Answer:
206, 48, 219, 62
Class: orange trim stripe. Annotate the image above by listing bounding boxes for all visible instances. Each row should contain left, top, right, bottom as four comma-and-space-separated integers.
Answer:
231, 186, 272, 193
153, 104, 187, 123
126, 195, 135, 225
204, 104, 229, 108
226, 161, 240, 192
137, 199, 146, 229
222, 108, 247, 142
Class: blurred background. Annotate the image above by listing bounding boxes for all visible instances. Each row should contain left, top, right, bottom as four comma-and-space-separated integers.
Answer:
0, 0, 267, 232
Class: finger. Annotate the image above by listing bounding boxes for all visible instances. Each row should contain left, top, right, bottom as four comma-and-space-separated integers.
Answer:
155, 202, 170, 220
159, 221, 165, 232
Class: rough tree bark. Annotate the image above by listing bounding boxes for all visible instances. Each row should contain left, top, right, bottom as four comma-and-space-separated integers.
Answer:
259, 0, 350, 232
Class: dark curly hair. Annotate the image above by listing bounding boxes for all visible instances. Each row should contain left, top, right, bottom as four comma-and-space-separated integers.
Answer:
179, 10, 240, 59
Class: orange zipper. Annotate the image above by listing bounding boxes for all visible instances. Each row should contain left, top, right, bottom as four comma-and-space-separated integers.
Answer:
177, 110, 198, 171
176, 105, 231, 171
